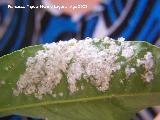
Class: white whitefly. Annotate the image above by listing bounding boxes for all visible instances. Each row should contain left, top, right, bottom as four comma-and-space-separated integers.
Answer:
125, 66, 136, 79
0, 80, 5, 85
142, 71, 154, 82
118, 37, 125, 41
58, 92, 63, 97
144, 52, 154, 70
136, 52, 154, 82
122, 45, 135, 58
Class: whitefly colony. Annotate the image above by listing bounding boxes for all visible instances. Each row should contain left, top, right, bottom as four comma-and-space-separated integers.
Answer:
13, 37, 154, 99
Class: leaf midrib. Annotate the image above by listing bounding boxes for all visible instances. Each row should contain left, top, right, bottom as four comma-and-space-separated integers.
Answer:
1, 92, 160, 112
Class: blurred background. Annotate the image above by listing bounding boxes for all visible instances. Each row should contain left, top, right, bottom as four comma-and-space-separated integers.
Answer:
0, 0, 160, 57
0, 0, 160, 120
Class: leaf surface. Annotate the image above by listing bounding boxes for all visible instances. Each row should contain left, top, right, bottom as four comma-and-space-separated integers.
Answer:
0, 42, 160, 120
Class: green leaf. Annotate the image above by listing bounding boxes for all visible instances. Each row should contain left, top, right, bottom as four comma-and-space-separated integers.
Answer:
0, 41, 160, 120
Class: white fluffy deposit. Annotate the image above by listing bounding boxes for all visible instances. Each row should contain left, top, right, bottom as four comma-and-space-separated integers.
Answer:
13, 37, 154, 99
